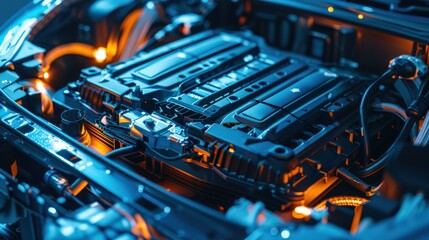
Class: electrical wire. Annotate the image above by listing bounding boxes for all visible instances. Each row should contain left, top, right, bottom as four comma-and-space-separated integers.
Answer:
357, 117, 416, 178
373, 109, 406, 122
42, 43, 97, 73
372, 102, 408, 120
105, 141, 190, 162
105, 145, 138, 159
360, 70, 395, 165
143, 142, 191, 161
418, 77, 429, 96
394, 79, 419, 107
372, 102, 419, 139
405, 76, 429, 144
415, 110, 429, 145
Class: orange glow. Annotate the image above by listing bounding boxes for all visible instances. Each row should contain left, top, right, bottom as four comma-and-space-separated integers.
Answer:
89, 137, 111, 155
11, 160, 18, 178
93, 47, 107, 63
35, 80, 47, 93
282, 174, 288, 184
327, 6, 334, 13
245, 0, 252, 13
358, 14, 364, 20
71, 179, 88, 196
257, 211, 266, 224
33, 80, 54, 115
117, 9, 143, 58
80, 131, 92, 147
239, 16, 247, 25
314, 196, 368, 211
292, 206, 312, 219
181, 23, 192, 35
132, 214, 151, 239
43, 71, 50, 79
43, 43, 96, 72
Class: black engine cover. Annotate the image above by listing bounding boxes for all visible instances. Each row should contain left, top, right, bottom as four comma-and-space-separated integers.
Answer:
53, 31, 392, 210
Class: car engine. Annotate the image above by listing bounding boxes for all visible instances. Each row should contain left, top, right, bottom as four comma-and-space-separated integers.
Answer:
0, 0, 429, 239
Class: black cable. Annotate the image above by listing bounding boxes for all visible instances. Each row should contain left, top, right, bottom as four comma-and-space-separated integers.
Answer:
406, 90, 429, 118
359, 70, 395, 165
104, 127, 139, 145
417, 76, 429, 97
357, 117, 416, 178
143, 142, 191, 161
105, 141, 189, 161
105, 145, 138, 159
106, 124, 131, 130
358, 56, 425, 175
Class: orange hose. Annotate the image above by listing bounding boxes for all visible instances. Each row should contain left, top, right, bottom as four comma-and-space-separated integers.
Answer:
42, 43, 96, 72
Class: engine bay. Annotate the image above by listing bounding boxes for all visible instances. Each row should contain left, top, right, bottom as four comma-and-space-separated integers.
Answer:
0, 0, 429, 239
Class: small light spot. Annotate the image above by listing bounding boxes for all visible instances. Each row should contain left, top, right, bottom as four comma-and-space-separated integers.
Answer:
177, 52, 187, 59
292, 206, 312, 219
243, 54, 253, 62
146, 1, 155, 9
328, 6, 334, 13
43, 72, 50, 79
358, 14, 364, 20
61, 226, 75, 237
48, 207, 57, 215
35, 81, 48, 94
93, 47, 107, 63
164, 206, 171, 213
281, 229, 291, 239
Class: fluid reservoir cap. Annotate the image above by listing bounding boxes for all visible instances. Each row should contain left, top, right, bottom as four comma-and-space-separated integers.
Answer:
143, 118, 155, 128
61, 109, 86, 138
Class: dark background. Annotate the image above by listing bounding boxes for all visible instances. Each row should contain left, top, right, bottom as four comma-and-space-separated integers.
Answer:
0, 0, 30, 26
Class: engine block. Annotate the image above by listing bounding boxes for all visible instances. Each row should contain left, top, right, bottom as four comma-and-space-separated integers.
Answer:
52, 31, 393, 210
